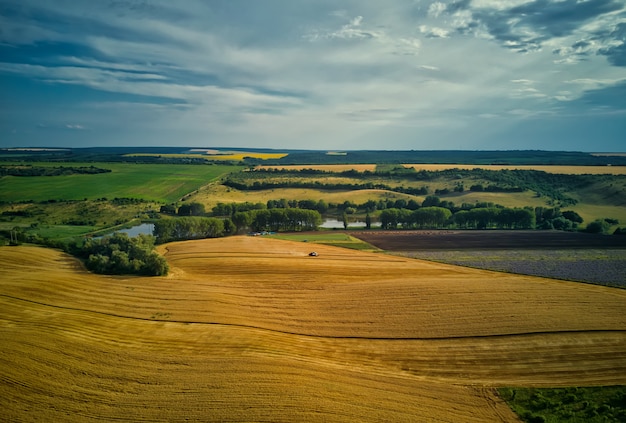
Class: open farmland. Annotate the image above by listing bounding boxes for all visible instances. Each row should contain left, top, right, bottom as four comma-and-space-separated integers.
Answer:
0, 163, 238, 203
2, 237, 626, 422
189, 184, 418, 209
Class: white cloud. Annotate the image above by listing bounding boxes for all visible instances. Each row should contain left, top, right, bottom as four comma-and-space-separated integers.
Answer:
511, 87, 547, 99
306, 15, 383, 41
470, 0, 534, 11
419, 25, 450, 38
428, 2, 447, 18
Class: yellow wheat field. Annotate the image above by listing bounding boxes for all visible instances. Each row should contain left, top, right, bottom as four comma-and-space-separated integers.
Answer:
2, 238, 626, 422
204, 152, 288, 161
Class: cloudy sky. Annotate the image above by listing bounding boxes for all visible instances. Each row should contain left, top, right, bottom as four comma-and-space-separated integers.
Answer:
1, 0, 625, 151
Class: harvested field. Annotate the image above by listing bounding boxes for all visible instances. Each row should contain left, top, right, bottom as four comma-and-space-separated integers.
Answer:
2, 237, 626, 422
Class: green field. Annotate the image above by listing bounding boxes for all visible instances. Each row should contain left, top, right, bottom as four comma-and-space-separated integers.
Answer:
0, 163, 240, 203
267, 233, 379, 251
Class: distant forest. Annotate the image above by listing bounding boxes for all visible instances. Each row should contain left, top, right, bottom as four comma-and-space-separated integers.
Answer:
2, 147, 626, 166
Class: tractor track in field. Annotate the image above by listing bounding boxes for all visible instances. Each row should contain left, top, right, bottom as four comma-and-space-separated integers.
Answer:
2, 293, 625, 342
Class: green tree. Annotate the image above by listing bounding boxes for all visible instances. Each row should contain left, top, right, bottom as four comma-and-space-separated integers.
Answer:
413, 207, 452, 228
380, 209, 399, 229
422, 195, 441, 207
178, 202, 205, 216
232, 212, 253, 233
144, 253, 169, 276
585, 219, 610, 234
160, 204, 177, 215
562, 210, 583, 224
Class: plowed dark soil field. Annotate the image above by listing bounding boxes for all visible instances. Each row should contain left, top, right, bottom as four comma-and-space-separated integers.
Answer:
352, 230, 626, 250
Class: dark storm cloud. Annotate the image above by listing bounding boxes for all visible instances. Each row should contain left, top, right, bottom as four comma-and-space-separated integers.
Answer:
452, 0, 624, 54
599, 22, 626, 66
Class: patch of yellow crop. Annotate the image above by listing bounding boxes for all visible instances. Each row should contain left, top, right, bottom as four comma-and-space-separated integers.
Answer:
2, 240, 626, 422
205, 152, 288, 161
124, 152, 288, 161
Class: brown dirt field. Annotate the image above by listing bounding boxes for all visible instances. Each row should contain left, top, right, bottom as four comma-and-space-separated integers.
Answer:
2, 238, 626, 422
351, 229, 626, 250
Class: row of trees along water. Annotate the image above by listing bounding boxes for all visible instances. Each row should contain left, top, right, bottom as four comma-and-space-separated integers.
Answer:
159, 194, 584, 233
379, 203, 586, 230
153, 209, 322, 243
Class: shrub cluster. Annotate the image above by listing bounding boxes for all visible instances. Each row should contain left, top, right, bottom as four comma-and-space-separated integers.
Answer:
76, 233, 168, 276
499, 386, 626, 423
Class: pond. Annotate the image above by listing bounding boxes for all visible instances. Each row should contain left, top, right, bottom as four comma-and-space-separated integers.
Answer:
112, 223, 154, 237
320, 219, 377, 229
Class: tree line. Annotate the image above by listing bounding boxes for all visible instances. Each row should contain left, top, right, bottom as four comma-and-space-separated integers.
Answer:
223, 177, 423, 194
154, 217, 228, 243
152, 208, 322, 243
379, 206, 536, 229
162, 195, 585, 232
0, 165, 112, 177
232, 208, 322, 233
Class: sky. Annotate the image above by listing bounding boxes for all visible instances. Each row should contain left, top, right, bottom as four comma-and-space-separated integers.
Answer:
0, 0, 625, 152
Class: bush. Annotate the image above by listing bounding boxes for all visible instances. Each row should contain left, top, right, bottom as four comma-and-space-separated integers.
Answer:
80, 233, 168, 276
585, 219, 610, 234
177, 202, 205, 216
562, 210, 584, 224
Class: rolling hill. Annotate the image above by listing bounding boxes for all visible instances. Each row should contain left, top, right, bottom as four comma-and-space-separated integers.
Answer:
2, 237, 625, 421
